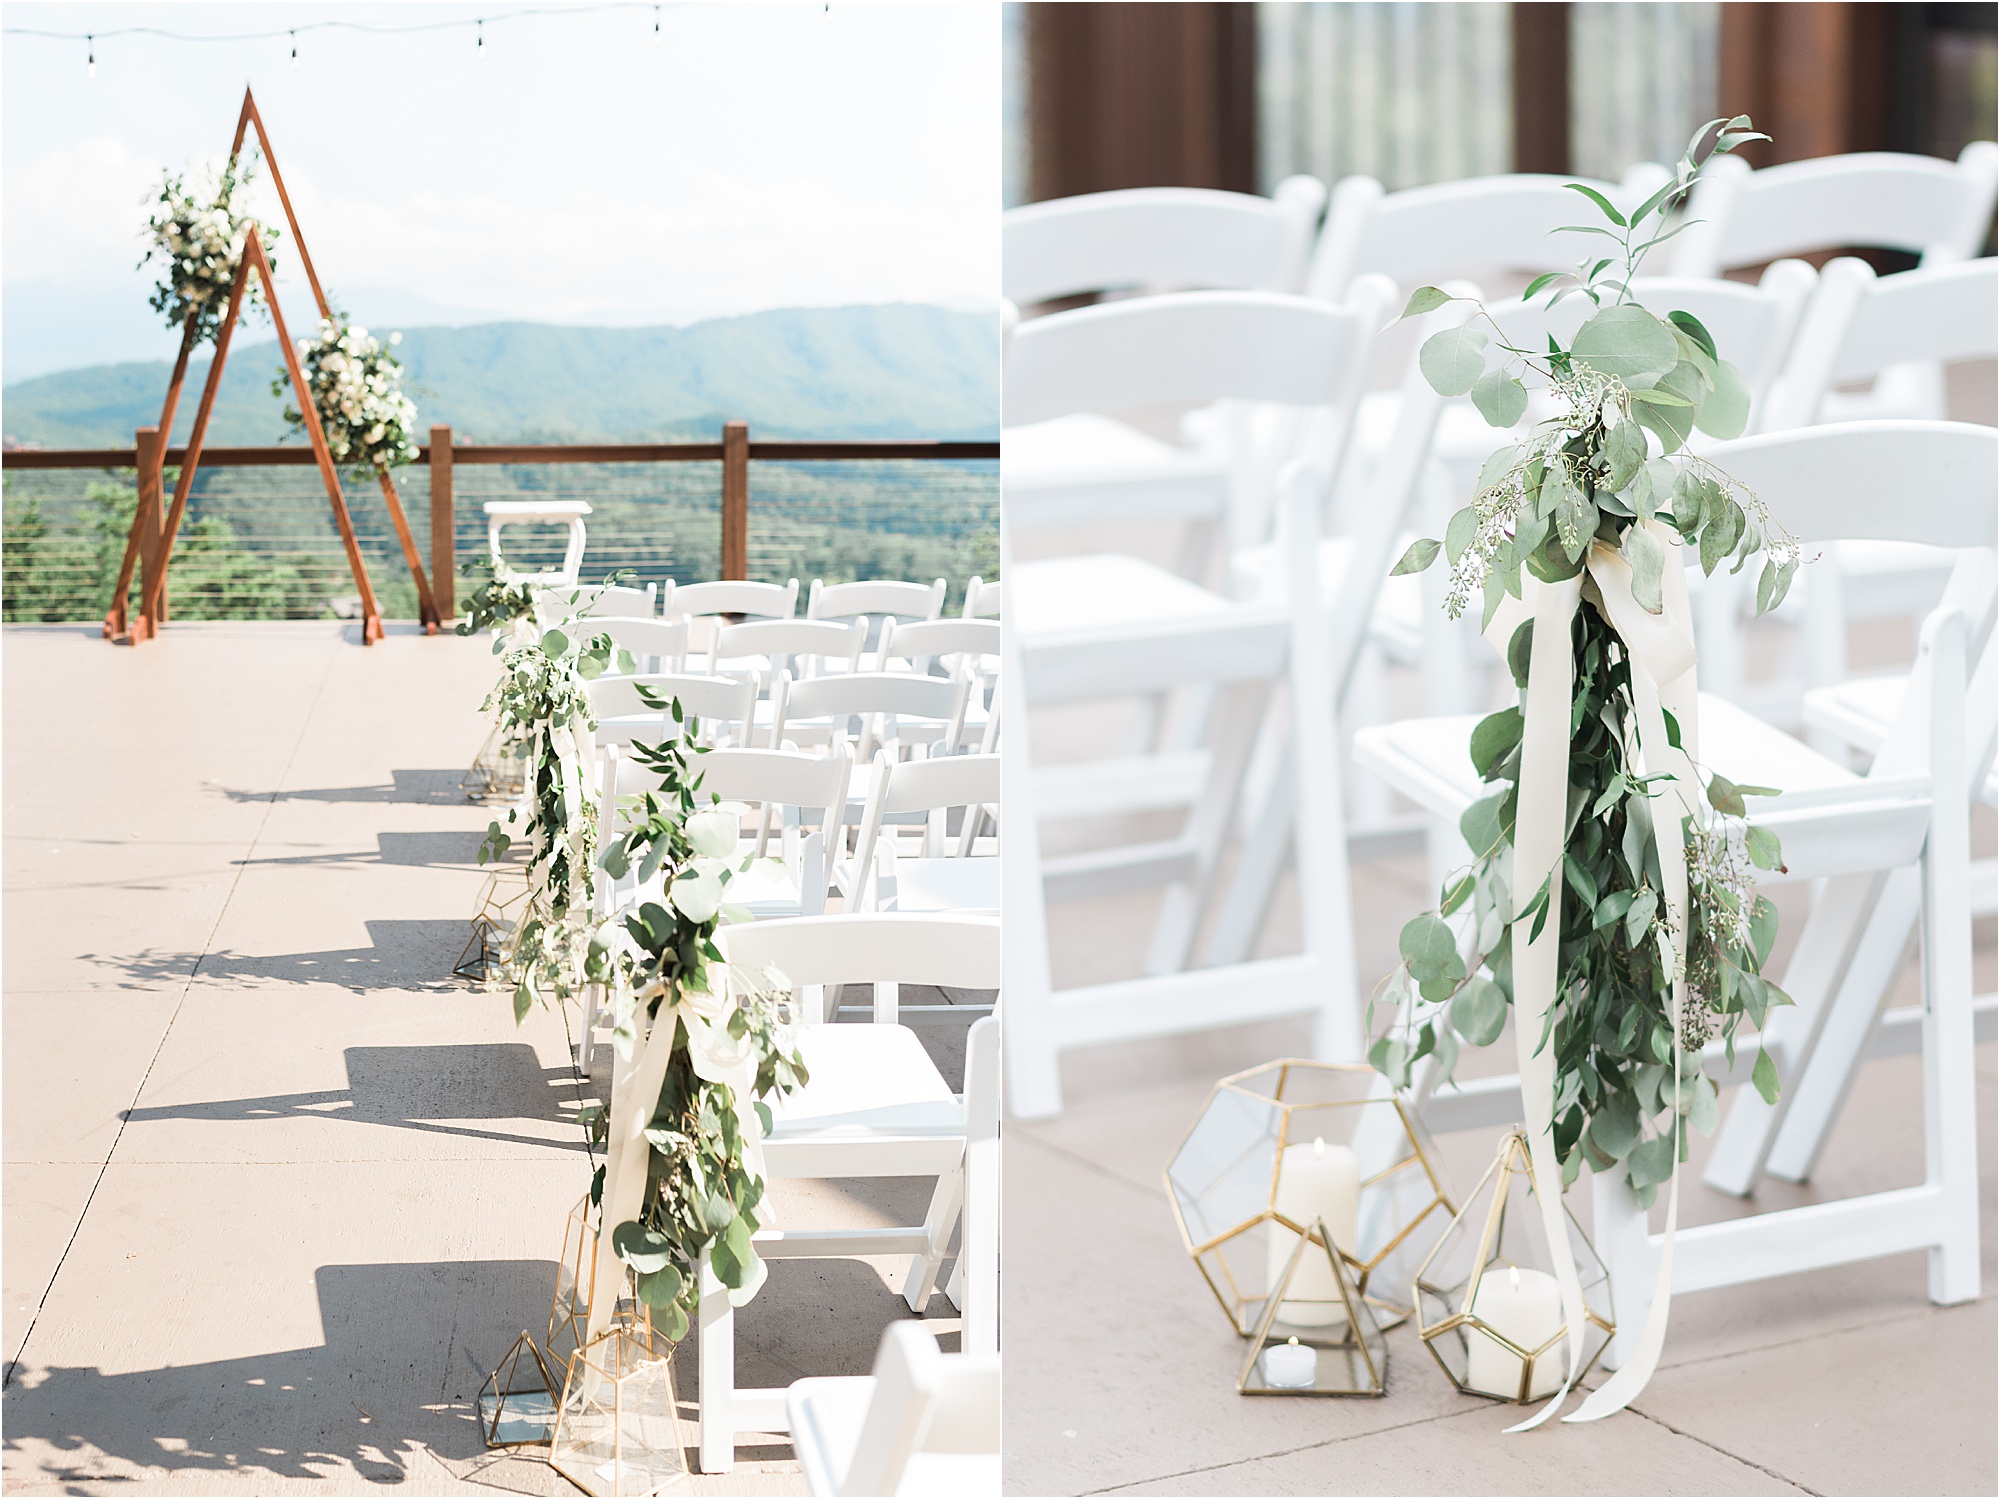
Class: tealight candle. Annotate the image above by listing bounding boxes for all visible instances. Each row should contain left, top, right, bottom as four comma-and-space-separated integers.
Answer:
1266, 1137, 1361, 1326
1465, 1264, 1567, 1399
1261, 1336, 1316, 1389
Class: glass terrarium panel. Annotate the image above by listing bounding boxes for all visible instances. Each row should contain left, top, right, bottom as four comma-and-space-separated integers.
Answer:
1167, 1084, 1282, 1248
550, 1327, 684, 1498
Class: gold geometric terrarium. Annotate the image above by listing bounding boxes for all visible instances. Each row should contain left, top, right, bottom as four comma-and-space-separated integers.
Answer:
478, 1330, 559, 1447
1413, 1128, 1615, 1404
1166, 1059, 1455, 1335
549, 1316, 684, 1497
1237, 1217, 1388, 1397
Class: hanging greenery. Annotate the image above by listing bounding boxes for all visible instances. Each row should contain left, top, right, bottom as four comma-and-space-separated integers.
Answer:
583, 698, 809, 1339
456, 556, 540, 638
140, 159, 280, 345
275, 314, 421, 474
1376, 117, 1801, 1206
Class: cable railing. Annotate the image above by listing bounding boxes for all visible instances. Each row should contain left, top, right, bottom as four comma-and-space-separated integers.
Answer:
0, 423, 999, 625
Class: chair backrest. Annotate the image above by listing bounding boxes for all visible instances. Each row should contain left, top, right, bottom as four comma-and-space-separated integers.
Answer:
662, 577, 800, 620
1764, 257, 2000, 431
532, 581, 656, 627
961, 576, 1002, 619
852, 751, 1001, 900
717, 912, 1001, 993
1670, 143, 2000, 277
876, 618, 1001, 675
586, 672, 755, 749
587, 616, 690, 674
1002, 177, 1328, 307
1306, 164, 1671, 298
1476, 263, 1818, 435
959, 1017, 1000, 1359
778, 672, 971, 756
807, 578, 947, 623
1002, 287, 1385, 432
713, 617, 868, 677
836, 1321, 1001, 1498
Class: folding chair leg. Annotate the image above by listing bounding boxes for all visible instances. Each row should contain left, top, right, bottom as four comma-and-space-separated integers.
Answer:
578, 984, 600, 1078
1590, 1168, 1655, 1372
899, 1162, 965, 1312
1766, 868, 1921, 1182
1201, 740, 1293, 969
698, 1261, 736, 1473
943, 1249, 967, 1313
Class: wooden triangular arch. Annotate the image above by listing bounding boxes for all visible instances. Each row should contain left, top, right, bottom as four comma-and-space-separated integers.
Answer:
107, 88, 441, 645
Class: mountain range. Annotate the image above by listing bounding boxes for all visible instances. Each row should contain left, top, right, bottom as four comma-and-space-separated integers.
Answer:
1, 303, 1000, 449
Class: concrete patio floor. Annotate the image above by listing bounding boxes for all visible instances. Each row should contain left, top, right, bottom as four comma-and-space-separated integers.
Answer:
2, 620, 970, 1496
1004, 648, 1998, 1496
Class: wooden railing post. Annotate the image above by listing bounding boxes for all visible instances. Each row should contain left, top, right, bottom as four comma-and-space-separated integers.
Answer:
721, 420, 749, 581
133, 426, 165, 639
429, 425, 455, 621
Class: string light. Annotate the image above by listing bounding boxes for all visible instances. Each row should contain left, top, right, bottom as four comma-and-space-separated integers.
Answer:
86, 33, 95, 77
476, 18, 484, 54
289, 30, 298, 71
653, 6, 660, 35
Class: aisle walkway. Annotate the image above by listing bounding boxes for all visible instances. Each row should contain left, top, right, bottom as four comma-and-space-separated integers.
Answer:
1, 621, 938, 1495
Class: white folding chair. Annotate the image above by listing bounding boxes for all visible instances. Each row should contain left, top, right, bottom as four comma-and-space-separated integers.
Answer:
1669, 143, 1999, 424
787, 1321, 1000, 1499
1352, 422, 1992, 1362
876, 618, 1001, 749
960, 576, 1002, 620
1753, 257, 2000, 709
843, 751, 1000, 916
712, 618, 870, 702
665, 577, 801, 670
697, 915, 999, 1472
581, 615, 689, 676
531, 580, 656, 628
585, 672, 755, 753
777, 672, 972, 767
808, 577, 947, 626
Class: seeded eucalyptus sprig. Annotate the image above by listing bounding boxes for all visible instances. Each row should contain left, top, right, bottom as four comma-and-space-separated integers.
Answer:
1372, 116, 1803, 1203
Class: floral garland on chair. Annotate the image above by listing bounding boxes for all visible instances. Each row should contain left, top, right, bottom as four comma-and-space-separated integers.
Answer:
140, 160, 280, 344
1375, 116, 1801, 1422
274, 314, 421, 474
580, 700, 809, 1340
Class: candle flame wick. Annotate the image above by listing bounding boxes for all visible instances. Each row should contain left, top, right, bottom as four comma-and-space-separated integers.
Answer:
1312, 1136, 1324, 1155
1509, 1265, 1521, 1290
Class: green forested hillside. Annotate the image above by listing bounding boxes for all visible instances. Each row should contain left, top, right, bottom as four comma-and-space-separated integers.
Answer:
1, 303, 999, 448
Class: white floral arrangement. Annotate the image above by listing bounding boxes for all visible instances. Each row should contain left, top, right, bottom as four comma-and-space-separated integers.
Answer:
277, 315, 421, 472
140, 160, 280, 344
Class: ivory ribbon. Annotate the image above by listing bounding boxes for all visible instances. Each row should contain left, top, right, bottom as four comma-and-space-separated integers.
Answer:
587, 962, 775, 1339
1478, 519, 1701, 1427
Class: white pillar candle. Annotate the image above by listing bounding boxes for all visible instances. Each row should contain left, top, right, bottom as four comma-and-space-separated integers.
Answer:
1265, 1138, 1361, 1326
1260, 1336, 1316, 1389
1465, 1264, 1567, 1399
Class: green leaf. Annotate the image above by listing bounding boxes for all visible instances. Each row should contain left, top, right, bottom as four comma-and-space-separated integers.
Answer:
1707, 772, 1748, 819
1445, 505, 1480, 564
1469, 707, 1524, 779
1623, 523, 1666, 614
1399, 912, 1462, 983
1744, 822, 1784, 873
1624, 887, 1658, 947
1696, 358, 1750, 439
1440, 871, 1475, 916
1588, 1091, 1642, 1159
1701, 496, 1746, 576
1562, 852, 1599, 909
1564, 181, 1628, 227
1553, 482, 1597, 563
1571, 304, 1679, 382
1390, 537, 1441, 576
636, 1263, 684, 1308
540, 628, 570, 659
1662, 709, 1683, 750
1450, 975, 1508, 1047
1626, 1132, 1676, 1189
1665, 309, 1717, 362
1634, 361, 1705, 453
1477, 446, 1518, 495
612, 1220, 676, 1275
1461, 788, 1510, 856
1748, 895, 1782, 966
1603, 418, 1648, 493
1400, 286, 1454, 319
1507, 618, 1535, 688
1367, 1035, 1411, 1089
1419, 323, 1490, 396
1523, 271, 1565, 301
1471, 368, 1529, 428
1751, 1047, 1781, 1106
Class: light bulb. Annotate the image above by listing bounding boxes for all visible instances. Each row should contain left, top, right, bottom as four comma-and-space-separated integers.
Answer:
290, 32, 298, 71
476, 20, 484, 55
86, 36, 95, 78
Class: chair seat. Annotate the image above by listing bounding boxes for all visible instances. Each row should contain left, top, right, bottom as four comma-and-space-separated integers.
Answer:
1011, 553, 1229, 636
1229, 534, 1429, 660
1354, 692, 1931, 883
789, 1376, 1001, 1499
769, 1024, 961, 1144
726, 855, 808, 920
1001, 412, 1208, 483
885, 858, 1001, 914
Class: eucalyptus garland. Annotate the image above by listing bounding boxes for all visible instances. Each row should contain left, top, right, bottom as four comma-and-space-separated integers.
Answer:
479, 621, 627, 1019
140, 160, 280, 344
456, 557, 539, 638
1375, 117, 1801, 1203
582, 699, 809, 1338
275, 314, 421, 473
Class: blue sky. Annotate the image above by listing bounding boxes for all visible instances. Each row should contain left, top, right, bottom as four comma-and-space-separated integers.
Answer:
1, 1, 1000, 379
